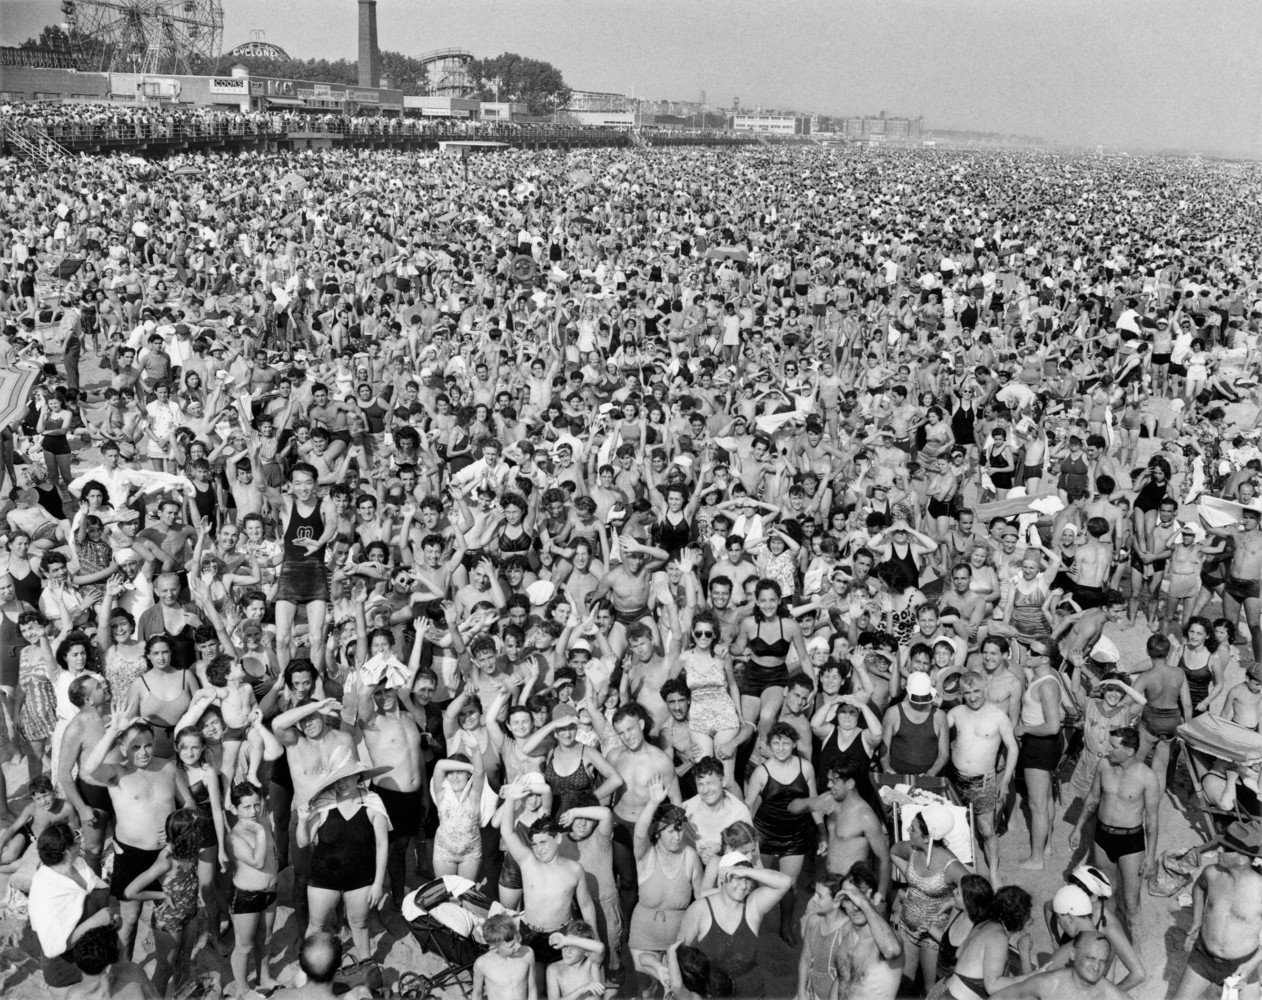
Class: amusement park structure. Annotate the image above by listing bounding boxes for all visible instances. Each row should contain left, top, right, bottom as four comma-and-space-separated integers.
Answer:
60, 0, 224, 75
417, 48, 474, 98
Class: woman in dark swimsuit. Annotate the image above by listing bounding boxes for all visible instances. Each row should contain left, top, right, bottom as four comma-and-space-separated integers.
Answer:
684, 857, 792, 998
745, 722, 818, 945
492, 494, 539, 571
521, 705, 621, 810
651, 482, 701, 559
815, 698, 884, 819
730, 579, 809, 736
2, 532, 43, 609
1180, 616, 1226, 716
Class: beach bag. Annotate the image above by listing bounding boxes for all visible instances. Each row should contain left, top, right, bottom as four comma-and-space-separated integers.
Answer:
335, 955, 384, 997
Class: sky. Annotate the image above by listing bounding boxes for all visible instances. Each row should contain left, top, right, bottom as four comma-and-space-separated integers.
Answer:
6, 0, 1262, 156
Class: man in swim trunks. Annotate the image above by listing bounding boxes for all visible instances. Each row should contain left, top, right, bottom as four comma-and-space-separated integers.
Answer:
947, 672, 1018, 884
1069, 727, 1158, 935
81, 715, 189, 959
1133, 632, 1191, 799
1176, 827, 1262, 1000
991, 931, 1130, 999
588, 537, 669, 630
1203, 504, 1262, 666
56, 675, 113, 873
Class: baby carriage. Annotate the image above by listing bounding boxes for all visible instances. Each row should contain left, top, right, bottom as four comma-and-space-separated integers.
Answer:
398, 876, 497, 1000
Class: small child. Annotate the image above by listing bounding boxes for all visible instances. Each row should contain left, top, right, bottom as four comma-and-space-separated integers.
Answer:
227, 782, 278, 997
545, 919, 606, 1000
203, 652, 258, 782
0, 774, 76, 890
124, 808, 203, 995
473, 913, 536, 1000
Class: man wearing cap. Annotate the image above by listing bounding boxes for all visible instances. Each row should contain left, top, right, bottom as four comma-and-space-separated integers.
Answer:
880, 671, 949, 778
1175, 827, 1262, 1000
948, 671, 1018, 884
1069, 727, 1158, 935
1202, 504, 1262, 668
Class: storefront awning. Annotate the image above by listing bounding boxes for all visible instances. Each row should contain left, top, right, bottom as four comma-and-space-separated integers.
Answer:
266, 97, 305, 108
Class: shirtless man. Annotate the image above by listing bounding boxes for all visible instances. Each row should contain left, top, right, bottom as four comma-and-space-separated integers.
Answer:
356, 679, 425, 909
1132, 633, 1191, 800
1222, 662, 1262, 732
1051, 593, 1125, 666
656, 678, 701, 798
939, 564, 990, 644
948, 672, 1018, 883
977, 637, 1024, 728
828, 866, 903, 1000
497, 804, 598, 990
793, 757, 890, 901
1203, 505, 1262, 666
137, 498, 198, 578
83, 715, 190, 958
621, 622, 671, 733
588, 538, 669, 647
1071, 517, 1114, 610
1132, 499, 1181, 622
991, 932, 1129, 1000
1176, 831, 1262, 1000
270, 932, 342, 1000
56, 674, 112, 871
1069, 727, 1159, 934
271, 695, 356, 923
607, 705, 681, 924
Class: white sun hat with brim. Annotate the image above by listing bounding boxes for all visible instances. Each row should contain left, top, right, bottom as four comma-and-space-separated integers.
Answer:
310, 745, 390, 800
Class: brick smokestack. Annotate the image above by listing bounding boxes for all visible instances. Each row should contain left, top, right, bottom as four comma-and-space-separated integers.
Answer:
357, 0, 380, 88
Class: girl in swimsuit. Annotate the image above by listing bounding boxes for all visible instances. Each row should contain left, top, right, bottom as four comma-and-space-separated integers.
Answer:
123, 808, 205, 995
431, 748, 486, 880
173, 727, 228, 955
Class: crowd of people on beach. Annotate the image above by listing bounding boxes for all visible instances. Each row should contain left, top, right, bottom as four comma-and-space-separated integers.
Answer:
0, 110, 1260, 1000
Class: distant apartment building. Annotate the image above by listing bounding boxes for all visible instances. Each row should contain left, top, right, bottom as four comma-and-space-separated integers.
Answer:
728, 112, 810, 135
833, 113, 924, 142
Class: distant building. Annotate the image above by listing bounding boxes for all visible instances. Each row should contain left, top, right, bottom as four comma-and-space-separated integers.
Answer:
834, 113, 923, 142
728, 113, 810, 136
567, 90, 631, 112
228, 41, 291, 61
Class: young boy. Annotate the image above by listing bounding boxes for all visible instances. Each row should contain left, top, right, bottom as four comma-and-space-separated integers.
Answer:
227, 782, 278, 997
473, 913, 536, 1000
202, 653, 259, 782
0, 774, 77, 890
545, 919, 605, 1000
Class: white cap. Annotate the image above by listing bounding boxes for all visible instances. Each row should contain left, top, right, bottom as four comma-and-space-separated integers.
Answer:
1071, 865, 1113, 898
719, 851, 752, 871
1053, 885, 1093, 916
906, 671, 935, 703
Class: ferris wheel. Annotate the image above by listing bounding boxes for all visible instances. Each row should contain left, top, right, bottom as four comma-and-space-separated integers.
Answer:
61, 0, 225, 75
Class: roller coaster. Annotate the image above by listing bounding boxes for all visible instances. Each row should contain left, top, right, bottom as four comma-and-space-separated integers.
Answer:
417, 48, 474, 98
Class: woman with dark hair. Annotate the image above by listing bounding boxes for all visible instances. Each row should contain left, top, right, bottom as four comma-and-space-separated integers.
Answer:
630, 780, 703, 985
1178, 615, 1227, 716
97, 577, 146, 713
934, 874, 994, 983
928, 884, 1035, 999
729, 578, 809, 737
123, 632, 196, 760
643, 941, 734, 999
745, 721, 818, 945
28, 821, 113, 988
669, 608, 743, 786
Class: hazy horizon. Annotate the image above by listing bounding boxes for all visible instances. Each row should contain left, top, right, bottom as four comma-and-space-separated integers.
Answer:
6, 0, 1262, 157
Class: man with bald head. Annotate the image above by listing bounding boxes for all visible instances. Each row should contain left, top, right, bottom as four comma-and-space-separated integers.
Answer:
137, 572, 202, 670
992, 932, 1130, 999
270, 933, 341, 1000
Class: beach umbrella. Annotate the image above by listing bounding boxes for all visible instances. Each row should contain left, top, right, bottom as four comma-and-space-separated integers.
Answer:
705, 246, 748, 263
0, 367, 40, 433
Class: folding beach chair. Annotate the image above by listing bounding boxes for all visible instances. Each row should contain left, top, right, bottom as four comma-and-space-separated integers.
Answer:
1177, 716, 1262, 840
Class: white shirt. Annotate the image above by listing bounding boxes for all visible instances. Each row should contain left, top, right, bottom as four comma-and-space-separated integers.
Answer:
29, 859, 106, 957
683, 791, 753, 856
